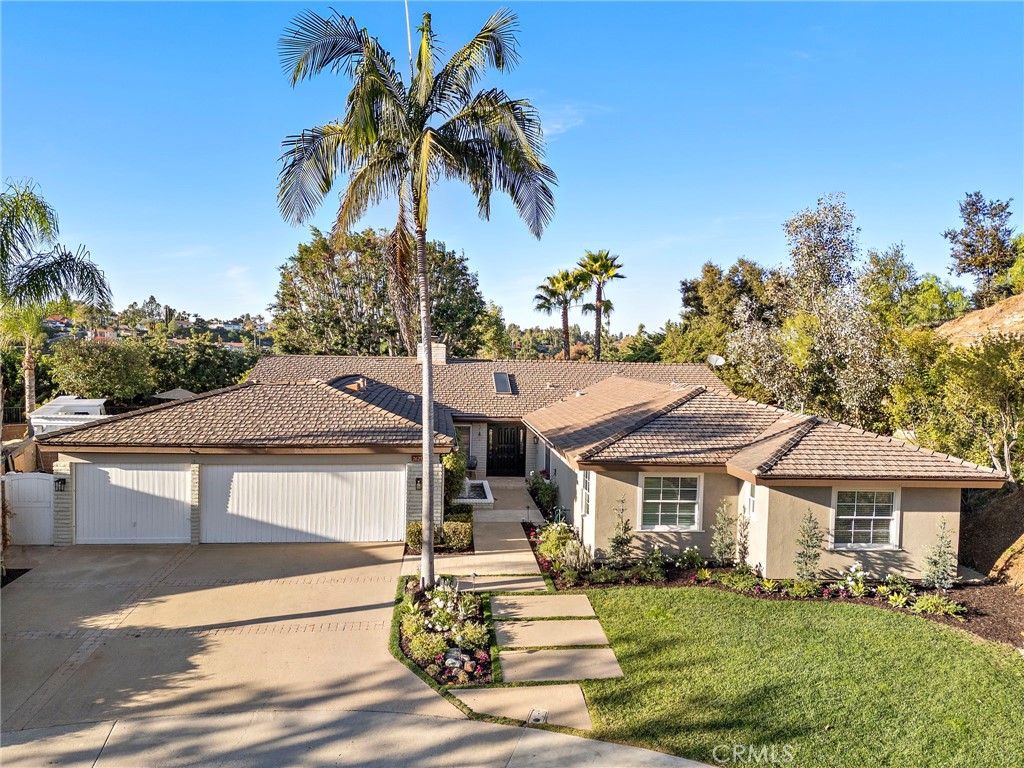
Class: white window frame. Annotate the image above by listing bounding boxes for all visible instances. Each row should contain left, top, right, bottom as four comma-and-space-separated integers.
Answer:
637, 472, 703, 532
578, 471, 593, 518
829, 487, 902, 551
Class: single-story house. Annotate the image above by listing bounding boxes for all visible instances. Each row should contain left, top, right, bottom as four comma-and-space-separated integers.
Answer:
36, 343, 1004, 578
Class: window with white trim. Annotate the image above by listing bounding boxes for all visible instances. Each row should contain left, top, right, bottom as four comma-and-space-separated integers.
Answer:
640, 475, 701, 530
580, 471, 592, 517
833, 490, 897, 547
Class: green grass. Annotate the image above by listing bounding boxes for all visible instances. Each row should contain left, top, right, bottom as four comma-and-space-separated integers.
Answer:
583, 586, 1024, 768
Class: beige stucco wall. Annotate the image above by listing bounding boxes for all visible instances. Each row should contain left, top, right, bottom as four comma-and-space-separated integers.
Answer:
762, 485, 961, 580
591, 470, 742, 560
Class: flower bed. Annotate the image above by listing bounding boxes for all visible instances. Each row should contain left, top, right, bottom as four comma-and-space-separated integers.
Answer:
522, 521, 1021, 647
396, 577, 493, 685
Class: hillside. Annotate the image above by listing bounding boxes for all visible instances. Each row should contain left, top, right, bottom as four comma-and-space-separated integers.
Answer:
935, 293, 1024, 345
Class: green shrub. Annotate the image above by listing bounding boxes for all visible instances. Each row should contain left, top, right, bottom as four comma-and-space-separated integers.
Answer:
446, 505, 473, 523
786, 580, 820, 598
406, 521, 427, 553
409, 632, 448, 663
607, 497, 635, 568
710, 500, 737, 566
442, 521, 473, 552
675, 546, 706, 570
538, 522, 576, 564
560, 568, 580, 586
401, 612, 427, 638
528, 472, 559, 512
629, 548, 667, 583
442, 447, 468, 508
587, 566, 623, 584
759, 578, 780, 594
884, 572, 914, 596
454, 620, 490, 650
694, 567, 713, 582
719, 571, 760, 593
887, 592, 909, 609
910, 593, 966, 619
425, 663, 442, 677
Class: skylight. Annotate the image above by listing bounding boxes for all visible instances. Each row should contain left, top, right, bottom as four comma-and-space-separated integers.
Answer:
493, 372, 513, 395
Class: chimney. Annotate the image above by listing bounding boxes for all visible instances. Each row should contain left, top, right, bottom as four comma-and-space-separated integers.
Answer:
416, 339, 448, 365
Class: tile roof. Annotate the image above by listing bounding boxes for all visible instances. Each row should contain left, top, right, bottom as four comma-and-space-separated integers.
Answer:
525, 380, 1004, 483
522, 378, 704, 460
37, 380, 454, 450
248, 356, 725, 420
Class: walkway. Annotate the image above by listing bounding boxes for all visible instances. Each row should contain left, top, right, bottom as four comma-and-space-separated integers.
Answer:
2, 710, 709, 767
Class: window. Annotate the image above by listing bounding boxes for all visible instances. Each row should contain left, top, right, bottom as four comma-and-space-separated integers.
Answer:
832, 490, 898, 548
493, 372, 512, 394
745, 484, 756, 520
640, 475, 701, 530
456, 425, 471, 451
580, 471, 592, 517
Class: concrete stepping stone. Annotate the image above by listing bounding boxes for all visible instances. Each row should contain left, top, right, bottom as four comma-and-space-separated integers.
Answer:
452, 684, 592, 730
491, 595, 595, 619
496, 620, 608, 648
457, 576, 548, 593
499, 648, 623, 682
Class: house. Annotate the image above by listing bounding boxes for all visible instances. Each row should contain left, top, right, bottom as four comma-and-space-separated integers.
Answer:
34, 343, 1004, 578
87, 327, 118, 341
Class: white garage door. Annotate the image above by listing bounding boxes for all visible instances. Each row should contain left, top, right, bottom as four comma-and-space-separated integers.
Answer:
200, 464, 406, 543
76, 463, 191, 544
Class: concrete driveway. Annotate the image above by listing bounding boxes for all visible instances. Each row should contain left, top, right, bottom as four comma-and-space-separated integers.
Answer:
1, 543, 704, 767
1, 543, 460, 733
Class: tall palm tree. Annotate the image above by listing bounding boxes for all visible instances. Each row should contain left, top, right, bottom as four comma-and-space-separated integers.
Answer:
534, 269, 585, 360
278, 9, 556, 587
577, 250, 625, 361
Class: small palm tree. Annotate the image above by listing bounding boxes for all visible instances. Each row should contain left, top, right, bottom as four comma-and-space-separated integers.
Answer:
0, 302, 63, 416
534, 269, 585, 360
278, 9, 556, 587
577, 250, 625, 361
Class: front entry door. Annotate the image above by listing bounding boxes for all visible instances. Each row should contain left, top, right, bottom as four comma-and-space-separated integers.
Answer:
487, 424, 526, 476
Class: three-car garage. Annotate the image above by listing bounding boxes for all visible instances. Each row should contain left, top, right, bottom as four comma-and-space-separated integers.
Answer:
71, 459, 410, 545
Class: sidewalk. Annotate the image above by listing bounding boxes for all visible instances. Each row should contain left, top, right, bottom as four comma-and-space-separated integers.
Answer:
402, 480, 544, 578
1, 710, 710, 767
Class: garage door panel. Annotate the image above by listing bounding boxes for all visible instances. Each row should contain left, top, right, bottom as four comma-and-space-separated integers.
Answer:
201, 465, 405, 543
76, 464, 191, 544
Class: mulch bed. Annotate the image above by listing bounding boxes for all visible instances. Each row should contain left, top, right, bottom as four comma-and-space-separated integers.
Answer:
523, 522, 1024, 650
1, 568, 30, 588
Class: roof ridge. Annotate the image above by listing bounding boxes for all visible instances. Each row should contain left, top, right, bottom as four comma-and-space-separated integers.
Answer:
580, 385, 705, 460
35, 382, 255, 443
750, 416, 818, 475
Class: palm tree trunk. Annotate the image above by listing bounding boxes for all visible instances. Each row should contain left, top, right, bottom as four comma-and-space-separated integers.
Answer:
561, 306, 570, 360
23, 343, 36, 414
414, 218, 436, 589
594, 284, 603, 362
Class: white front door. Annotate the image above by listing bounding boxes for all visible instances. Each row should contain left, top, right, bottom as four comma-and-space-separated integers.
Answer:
75, 463, 191, 544
200, 464, 406, 543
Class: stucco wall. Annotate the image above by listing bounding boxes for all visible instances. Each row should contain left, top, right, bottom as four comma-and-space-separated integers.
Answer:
742, 481, 771, 573
548, 450, 578, 524
763, 485, 961, 579
591, 470, 742, 560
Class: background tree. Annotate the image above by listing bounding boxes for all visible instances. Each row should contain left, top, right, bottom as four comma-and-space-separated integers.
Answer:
618, 324, 662, 362
943, 191, 1016, 307
47, 338, 153, 404
278, 8, 556, 587
577, 250, 624, 361
534, 269, 584, 360
728, 195, 902, 428
472, 302, 513, 359
0, 302, 62, 416
271, 228, 486, 356
146, 332, 257, 394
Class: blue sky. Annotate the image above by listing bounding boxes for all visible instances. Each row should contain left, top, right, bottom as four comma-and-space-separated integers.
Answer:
4, 1, 1022, 333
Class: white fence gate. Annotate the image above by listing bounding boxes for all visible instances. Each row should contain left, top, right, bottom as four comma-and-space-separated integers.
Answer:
2, 472, 55, 545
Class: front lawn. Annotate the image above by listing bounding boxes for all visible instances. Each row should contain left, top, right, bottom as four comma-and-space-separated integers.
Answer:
583, 587, 1024, 768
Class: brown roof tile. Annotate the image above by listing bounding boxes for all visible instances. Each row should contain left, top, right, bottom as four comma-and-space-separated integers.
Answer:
37, 380, 454, 450
248, 356, 725, 420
